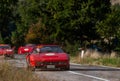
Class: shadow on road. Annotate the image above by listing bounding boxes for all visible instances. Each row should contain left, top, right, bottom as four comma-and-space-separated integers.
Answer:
34, 68, 120, 72
70, 68, 120, 71
35, 68, 69, 71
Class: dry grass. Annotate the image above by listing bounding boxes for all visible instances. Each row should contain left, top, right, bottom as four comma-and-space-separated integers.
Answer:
0, 62, 48, 81
71, 50, 120, 67
84, 50, 102, 59
83, 50, 118, 58
111, 0, 120, 5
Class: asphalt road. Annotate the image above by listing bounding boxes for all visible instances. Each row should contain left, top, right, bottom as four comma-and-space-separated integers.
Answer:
2, 54, 120, 81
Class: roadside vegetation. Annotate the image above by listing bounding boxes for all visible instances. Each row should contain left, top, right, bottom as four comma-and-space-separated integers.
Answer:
63, 38, 120, 67
70, 50, 120, 67
0, 62, 48, 81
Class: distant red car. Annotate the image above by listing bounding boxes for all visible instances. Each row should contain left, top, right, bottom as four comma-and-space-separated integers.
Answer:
0, 44, 15, 58
18, 44, 36, 54
26, 44, 70, 71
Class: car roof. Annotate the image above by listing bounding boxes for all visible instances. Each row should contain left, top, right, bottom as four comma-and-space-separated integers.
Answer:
25, 44, 36, 46
36, 44, 59, 48
37, 44, 59, 46
0, 44, 10, 46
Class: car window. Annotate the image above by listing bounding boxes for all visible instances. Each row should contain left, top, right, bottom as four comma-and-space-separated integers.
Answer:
0, 46, 10, 49
40, 46, 64, 53
25, 44, 36, 47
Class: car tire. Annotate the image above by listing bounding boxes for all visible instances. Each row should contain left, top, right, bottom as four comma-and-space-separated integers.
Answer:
26, 59, 35, 71
10, 55, 14, 59
27, 65, 35, 71
4, 54, 8, 59
65, 66, 70, 70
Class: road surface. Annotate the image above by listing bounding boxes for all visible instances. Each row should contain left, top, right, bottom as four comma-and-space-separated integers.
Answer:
1, 54, 120, 81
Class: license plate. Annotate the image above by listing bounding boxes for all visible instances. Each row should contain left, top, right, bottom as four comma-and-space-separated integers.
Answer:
47, 65, 55, 68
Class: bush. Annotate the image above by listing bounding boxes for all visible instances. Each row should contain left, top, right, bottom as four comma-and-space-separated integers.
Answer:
64, 40, 80, 56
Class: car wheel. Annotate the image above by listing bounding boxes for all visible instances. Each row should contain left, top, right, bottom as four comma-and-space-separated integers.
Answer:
4, 54, 8, 59
65, 66, 70, 70
10, 55, 14, 59
30, 66, 35, 71
26, 60, 35, 71
27, 65, 35, 71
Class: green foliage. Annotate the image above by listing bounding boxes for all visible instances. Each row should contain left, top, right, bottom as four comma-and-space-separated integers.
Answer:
0, 0, 114, 50
95, 4, 120, 52
63, 40, 80, 56
96, 4, 120, 38
16, 0, 47, 44
100, 57, 120, 67
16, 0, 111, 45
72, 57, 120, 67
11, 31, 21, 47
17, 0, 40, 24
0, 0, 18, 44
25, 19, 48, 44
0, 32, 4, 43
68, 0, 111, 41
11, 23, 27, 46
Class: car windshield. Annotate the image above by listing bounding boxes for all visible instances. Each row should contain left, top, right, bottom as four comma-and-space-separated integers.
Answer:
0, 45, 10, 49
25, 44, 36, 47
39, 46, 64, 53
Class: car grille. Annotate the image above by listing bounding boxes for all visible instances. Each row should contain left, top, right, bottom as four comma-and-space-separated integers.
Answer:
36, 61, 67, 65
44, 62, 59, 65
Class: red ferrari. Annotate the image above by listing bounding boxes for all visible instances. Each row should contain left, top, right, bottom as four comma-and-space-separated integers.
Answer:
18, 44, 36, 54
0, 44, 15, 58
26, 45, 70, 71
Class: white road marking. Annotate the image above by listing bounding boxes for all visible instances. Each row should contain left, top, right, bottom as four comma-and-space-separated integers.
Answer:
69, 71, 109, 81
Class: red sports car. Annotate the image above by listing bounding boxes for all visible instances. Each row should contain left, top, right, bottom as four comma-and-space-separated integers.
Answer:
26, 45, 70, 71
18, 44, 36, 54
0, 44, 15, 58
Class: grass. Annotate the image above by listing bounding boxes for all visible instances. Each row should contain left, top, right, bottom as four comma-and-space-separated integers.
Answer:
0, 62, 48, 81
70, 50, 120, 67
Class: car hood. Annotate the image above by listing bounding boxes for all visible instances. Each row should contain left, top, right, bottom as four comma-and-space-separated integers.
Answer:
31, 52, 69, 62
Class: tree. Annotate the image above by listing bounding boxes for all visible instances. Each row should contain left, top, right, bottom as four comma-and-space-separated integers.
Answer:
96, 4, 120, 38
0, 32, 4, 43
39, 0, 111, 44
15, 0, 43, 45
70, 0, 111, 41
16, 0, 111, 45
25, 19, 49, 44
11, 31, 21, 47
96, 4, 120, 51
0, 0, 18, 44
